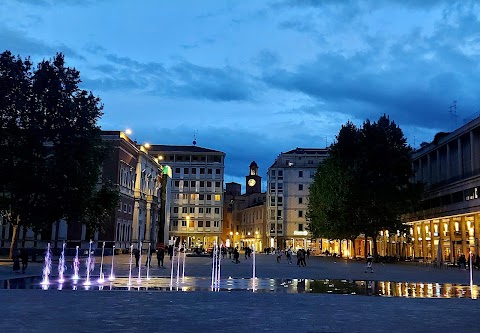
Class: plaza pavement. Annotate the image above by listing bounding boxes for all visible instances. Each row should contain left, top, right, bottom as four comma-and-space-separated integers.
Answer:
1, 253, 479, 332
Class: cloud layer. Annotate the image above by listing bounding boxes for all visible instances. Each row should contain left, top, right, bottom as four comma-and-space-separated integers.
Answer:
1, 0, 480, 181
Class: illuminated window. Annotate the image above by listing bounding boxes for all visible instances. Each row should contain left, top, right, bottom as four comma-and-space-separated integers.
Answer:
189, 221, 194, 228
215, 194, 221, 201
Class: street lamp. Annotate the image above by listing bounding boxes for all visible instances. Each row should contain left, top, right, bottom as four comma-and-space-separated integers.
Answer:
229, 231, 233, 248
125, 128, 132, 135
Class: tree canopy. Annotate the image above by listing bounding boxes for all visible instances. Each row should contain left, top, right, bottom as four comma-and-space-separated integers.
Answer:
307, 115, 423, 257
0, 51, 118, 252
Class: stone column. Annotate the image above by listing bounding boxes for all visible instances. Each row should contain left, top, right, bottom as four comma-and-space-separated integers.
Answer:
475, 214, 480, 256
461, 215, 467, 255
413, 224, 419, 258
449, 217, 455, 262
458, 138, 463, 177
145, 199, 152, 242
470, 131, 475, 173
430, 220, 435, 260
421, 222, 428, 259
132, 201, 140, 243
446, 143, 451, 179
439, 220, 444, 262
437, 149, 441, 180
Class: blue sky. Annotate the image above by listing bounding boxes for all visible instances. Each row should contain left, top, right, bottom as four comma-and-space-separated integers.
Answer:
2, 0, 480, 189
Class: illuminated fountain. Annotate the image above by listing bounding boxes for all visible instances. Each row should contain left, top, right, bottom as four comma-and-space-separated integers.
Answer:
182, 243, 186, 282
98, 242, 105, 283
41, 243, 52, 287
72, 246, 80, 280
137, 242, 142, 284
170, 238, 177, 290
109, 245, 116, 281
58, 242, 66, 283
84, 240, 93, 286
211, 241, 221, 291
128, 244, 133, 286
146, 243, 151, 280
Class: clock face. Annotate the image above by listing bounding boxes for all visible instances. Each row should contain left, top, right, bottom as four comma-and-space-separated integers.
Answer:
248, 179, 256, 187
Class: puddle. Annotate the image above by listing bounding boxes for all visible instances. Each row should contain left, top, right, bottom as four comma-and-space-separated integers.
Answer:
1, 276, 478, 299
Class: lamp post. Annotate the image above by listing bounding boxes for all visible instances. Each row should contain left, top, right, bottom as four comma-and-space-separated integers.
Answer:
229, 231, 233, 248
235, 232, 239, 248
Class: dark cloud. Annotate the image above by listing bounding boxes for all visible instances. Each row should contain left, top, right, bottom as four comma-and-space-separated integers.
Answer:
84, 53, 255, 102
0, 26, 85, 60
167, 62, 254, 102
263, 4, 480, 130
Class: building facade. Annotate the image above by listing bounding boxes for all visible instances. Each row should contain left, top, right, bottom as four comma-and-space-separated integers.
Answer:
148, 145, 225, 249
267, 148, 328, 251
224, 162, 267, 251
1, 130, 166, 253
400, 117, 480, 263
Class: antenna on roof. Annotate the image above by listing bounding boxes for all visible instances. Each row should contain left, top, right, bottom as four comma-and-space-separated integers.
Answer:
449, 100, 458, 130
192, 130, 198, 146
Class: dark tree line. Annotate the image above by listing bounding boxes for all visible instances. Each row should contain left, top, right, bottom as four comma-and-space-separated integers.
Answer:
0, 51, 118, 257
307, 115, 423, 258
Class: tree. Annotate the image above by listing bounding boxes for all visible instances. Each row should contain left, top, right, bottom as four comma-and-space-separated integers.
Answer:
307, 115, 422, 258
0, 51, 118, 257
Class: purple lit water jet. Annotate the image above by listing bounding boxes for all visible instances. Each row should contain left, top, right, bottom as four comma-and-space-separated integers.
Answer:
41, 243, 52, 286
58, 242, 66, 283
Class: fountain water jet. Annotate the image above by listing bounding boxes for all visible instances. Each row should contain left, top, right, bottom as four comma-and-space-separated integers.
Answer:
98, 242, 106, 283
109, 245, 116, 281
182, 243, 186, 282
211, 241, 221, 291
72, 246, 80, 280
146, 243, 151, 281
137, 242, 142, 284
58, 242, 66, 283
84, 240, 93, 286
128, 244, 134, 286
41, 243, 52, 286
170, 238, 177, 290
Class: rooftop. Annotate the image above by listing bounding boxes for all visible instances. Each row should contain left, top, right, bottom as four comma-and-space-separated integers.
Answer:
149, 145, 225, 155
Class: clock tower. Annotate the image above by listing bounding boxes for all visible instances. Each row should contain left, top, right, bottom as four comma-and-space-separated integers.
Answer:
246, 161, 261, 195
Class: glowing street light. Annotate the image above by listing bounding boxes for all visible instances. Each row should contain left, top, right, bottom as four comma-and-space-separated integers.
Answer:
125, 128, 132, 135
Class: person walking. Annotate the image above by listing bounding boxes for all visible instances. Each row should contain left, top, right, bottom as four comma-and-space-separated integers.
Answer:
12, 250, 20, 273
168, 245, 174, 261
365, 253, 374, 273
276, 249, 283, 263
156, 248, 165, 267
233, 247, 240, 264
20, 249, 28, 273
297, 249, 304, 267
286, 247, 293, 264
134, 248, 140, 268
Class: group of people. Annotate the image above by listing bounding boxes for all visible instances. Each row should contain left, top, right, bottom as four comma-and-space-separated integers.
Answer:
276, 247, 310, 266
12, 249, 29, 273
133, 247, 166, 268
